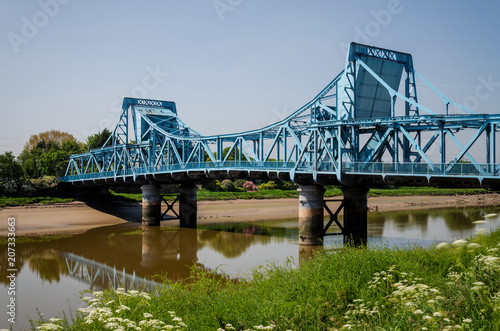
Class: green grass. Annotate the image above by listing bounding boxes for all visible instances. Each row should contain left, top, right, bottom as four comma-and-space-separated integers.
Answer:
0, 196, 73, 208
34, 228, 500, 330
367, 186, 489, 197
109, 186, 491, 203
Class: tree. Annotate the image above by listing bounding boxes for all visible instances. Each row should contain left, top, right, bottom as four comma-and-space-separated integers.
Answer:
23, 130, 78, 153
86, 128, 112, 150
19, 130, 85, 178
0, 152, 23, 179
210, 146, 241, 161
39, 149, 69, 177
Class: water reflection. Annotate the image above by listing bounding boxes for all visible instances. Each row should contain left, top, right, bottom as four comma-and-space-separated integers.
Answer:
364, 206, 499, 242
1, 206, 499, 291
28, 250, 69, 283
1, 205, 500, 331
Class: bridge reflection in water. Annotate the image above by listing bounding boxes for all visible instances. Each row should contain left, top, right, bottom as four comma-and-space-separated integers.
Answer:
52, 223, 299, 290
52, 206, 499, 290
5, 206, 497, 293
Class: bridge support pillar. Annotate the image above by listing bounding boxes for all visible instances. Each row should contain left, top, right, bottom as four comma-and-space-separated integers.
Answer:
342, 186, 368, 247
298, 184, 325, 245
179, 182, 198, 228
142, 184, 161, 226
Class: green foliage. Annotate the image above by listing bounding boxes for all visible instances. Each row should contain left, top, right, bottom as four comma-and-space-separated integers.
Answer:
203, 180, 225, 192
39, 149, 70, 177
368, 186, 488, 197
34, 229, 500, 330
211, 147, 246, 162
258, 181, 278, 190
0, 176, 60, 198
0, 196, 73, 208
0, 151, 23, 179
221, 179, 236, 192
86, 128, 112, 150
18, 130, 85, 178
234, 179, 246, 188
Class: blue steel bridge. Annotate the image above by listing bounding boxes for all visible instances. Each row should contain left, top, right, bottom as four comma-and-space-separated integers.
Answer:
60, 42, 500, 246
61, 43, 500, 188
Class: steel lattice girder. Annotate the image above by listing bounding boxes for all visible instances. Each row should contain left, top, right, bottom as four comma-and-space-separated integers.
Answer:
62, 42, 500, 187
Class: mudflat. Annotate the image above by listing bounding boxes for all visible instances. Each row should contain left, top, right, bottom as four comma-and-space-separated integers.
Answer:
1, 194, 500, 237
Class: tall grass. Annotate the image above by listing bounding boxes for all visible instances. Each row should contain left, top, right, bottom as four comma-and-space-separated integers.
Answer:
34, 227, 500, 330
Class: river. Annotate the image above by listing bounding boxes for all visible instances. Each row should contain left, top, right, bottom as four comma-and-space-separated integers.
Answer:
1, 205, 499, 330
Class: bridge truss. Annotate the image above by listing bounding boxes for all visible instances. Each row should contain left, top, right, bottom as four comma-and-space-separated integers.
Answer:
62, 42, 500, 188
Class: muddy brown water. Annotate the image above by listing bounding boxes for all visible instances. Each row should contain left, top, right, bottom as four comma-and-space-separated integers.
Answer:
1, 206, 499, 330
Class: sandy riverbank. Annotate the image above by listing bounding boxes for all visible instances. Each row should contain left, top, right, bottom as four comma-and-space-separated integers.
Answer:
1, 194, 500, 237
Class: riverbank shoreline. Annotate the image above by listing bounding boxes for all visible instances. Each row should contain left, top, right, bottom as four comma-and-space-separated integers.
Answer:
1, 193, 500, 237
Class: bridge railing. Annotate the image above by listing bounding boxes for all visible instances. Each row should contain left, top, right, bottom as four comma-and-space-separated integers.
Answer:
60, 160, 500, 183
60, 161, 304, 182
342, 162, 500, 177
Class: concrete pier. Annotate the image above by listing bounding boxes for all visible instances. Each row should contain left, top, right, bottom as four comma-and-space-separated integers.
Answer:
298, 184, 325, 245
179, 182, 198, 228
142, 184, 161, 226
342, 186, 368, 246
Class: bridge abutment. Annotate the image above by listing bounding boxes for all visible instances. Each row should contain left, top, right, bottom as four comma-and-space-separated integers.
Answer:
179, 182, 198, 228
142, 184, 161, 226
298, 184, 325, 245
342, 186, 368, 247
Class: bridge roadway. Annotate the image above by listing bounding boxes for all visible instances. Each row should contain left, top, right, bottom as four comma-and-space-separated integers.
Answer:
61, 42, 500, 246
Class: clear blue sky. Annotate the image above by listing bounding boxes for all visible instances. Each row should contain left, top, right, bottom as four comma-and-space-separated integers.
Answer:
1, 0, 500, 156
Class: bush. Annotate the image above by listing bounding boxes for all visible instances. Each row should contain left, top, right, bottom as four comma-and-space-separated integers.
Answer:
0, 177, 59, 197
234, 179, 246, 188
221, 179, 236, 192
203, 180, 224, 192
258, 180, 278, 190
281, 181, 298, 190
242, 181, 258, 192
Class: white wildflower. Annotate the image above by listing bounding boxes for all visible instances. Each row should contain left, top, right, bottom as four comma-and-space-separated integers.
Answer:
37, 323, 64, 330
436, 242, 450, 249
452, 239, 468, 247
115, 305, 131, 313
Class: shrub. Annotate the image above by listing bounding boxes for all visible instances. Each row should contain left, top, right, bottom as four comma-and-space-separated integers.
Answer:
233, 179, 246, 188
258, 180, 278, 190
242, 181, 258, 192
281, 181, 298, 190
221, 179, 236, 192
203, 180, 224, 192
